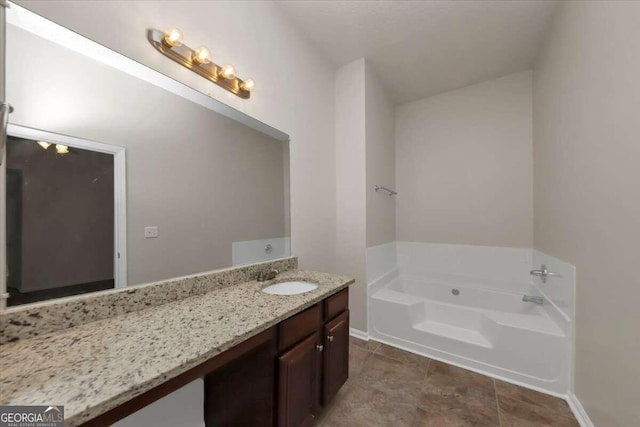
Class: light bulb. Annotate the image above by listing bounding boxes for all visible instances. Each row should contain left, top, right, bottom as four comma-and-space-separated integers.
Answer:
192, 46, 212, 65
37, 141, 52, 150
240, 78, 255, 92
163, 28, 184, 47
55, 144, 69, 154
219, 64, 236, 80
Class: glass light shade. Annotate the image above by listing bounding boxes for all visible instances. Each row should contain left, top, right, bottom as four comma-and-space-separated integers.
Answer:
240, 78, 255, 92
37, 141, 52, 150
55, 144, 69, 154
192, 46, 212, 64
219, 64, 236, 80
163, 28, 184, 47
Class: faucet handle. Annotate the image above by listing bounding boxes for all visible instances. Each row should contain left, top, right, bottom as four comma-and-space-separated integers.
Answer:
266, 268, 280, 280
530, 264, 560, 283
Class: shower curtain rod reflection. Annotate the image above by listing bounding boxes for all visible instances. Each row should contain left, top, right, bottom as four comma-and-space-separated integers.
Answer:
374, 185, 398, 196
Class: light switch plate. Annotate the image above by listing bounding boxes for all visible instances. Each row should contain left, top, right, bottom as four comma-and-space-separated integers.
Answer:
144, 226, 159, 238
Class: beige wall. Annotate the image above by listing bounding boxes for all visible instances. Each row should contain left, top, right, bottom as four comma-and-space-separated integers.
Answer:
395, 71, 533, 248
335, 59, 367, 331
336, 59, 397, 331
533, 2, 640, 425
7, 26, 287, 285
15, 0, 337, 273
365, 63, 396, 248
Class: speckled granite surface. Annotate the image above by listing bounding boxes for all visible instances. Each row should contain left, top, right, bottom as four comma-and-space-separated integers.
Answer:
0, 269, 354, 426
0, 257, 297, 345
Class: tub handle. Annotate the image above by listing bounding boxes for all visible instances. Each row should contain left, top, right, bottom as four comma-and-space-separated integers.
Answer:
530, 264, 560, 283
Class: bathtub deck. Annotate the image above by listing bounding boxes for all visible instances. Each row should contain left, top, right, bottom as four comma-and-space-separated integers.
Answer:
414, 319, 493, 348
317, 336, 579, 427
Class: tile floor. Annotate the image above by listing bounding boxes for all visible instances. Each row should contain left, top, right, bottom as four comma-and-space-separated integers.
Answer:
317, 337, 579, 427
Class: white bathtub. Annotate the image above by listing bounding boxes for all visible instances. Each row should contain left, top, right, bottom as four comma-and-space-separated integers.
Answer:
369, 271, 571, 395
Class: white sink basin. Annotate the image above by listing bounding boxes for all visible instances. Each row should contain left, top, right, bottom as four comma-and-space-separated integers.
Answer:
262, 281, 318, 295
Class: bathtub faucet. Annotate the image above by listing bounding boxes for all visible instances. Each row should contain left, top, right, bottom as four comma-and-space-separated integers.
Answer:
530, 264, 560, 283
522, 295, 544, 305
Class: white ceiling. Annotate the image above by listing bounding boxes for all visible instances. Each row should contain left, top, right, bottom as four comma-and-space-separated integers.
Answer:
276, 0, 558, 104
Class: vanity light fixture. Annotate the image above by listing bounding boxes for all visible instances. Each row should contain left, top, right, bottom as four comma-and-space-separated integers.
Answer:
148, 28, 254, 99
163, 28, 184, 47
219, 64, 236, 80
240, 78, 256, 93
55, 144, 69, 155
36, 140, 69, 155
193, 46, 212, 65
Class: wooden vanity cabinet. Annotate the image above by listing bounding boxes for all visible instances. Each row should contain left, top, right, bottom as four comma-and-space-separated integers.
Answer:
205, 288, 350, 427
277, 288, 350, 427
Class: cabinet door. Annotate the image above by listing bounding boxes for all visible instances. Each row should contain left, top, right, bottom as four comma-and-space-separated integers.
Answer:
323, 310, 349, 404
278, 332, 322, 427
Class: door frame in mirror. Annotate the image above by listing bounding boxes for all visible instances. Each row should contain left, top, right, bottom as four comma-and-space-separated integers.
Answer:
0, 124, 127, 309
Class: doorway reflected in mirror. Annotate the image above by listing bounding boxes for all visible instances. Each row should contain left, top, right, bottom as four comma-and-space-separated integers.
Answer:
5, 135, 120, 306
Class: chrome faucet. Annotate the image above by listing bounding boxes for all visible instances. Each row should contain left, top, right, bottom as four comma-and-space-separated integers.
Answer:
257, 268, 279, 282
530, 264, 560, 283
522, 295, 544, 305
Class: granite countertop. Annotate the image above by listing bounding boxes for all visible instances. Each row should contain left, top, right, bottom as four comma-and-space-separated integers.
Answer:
0, 270, 354, 426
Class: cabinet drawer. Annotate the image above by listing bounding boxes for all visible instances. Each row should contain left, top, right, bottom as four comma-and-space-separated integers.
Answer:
323, 288, 349, 321
278, 304, 321, 352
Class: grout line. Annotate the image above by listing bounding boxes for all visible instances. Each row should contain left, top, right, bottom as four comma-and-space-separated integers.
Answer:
356, 347, 375, 374
494, 378, 503, 427
373, 343, 432, 385
422, 353, 432, 384
424, 356, 431, 380
326, 345, 377, 423
363, 349, 374, 365
492, 378, 579, 425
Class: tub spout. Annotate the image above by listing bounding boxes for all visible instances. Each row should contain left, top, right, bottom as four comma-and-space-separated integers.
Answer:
522, 295, 544, 305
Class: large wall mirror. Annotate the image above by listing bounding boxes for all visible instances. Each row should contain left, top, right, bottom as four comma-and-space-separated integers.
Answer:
1, 6, 291, 308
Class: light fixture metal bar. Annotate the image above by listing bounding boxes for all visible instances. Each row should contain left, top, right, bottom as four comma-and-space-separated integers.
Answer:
147, 29, 250, 99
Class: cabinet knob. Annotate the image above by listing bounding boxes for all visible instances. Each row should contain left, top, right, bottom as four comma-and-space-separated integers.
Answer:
316, 344, 324, 352
327, 335, 334, 342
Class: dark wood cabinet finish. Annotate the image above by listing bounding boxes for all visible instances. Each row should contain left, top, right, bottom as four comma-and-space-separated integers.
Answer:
323, 288, 348, 322
278, 305, 322, 352
322, 310, 350, 404
277, 332, 322, 427
277, 290, 350, 427
205, 335, 277, 427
